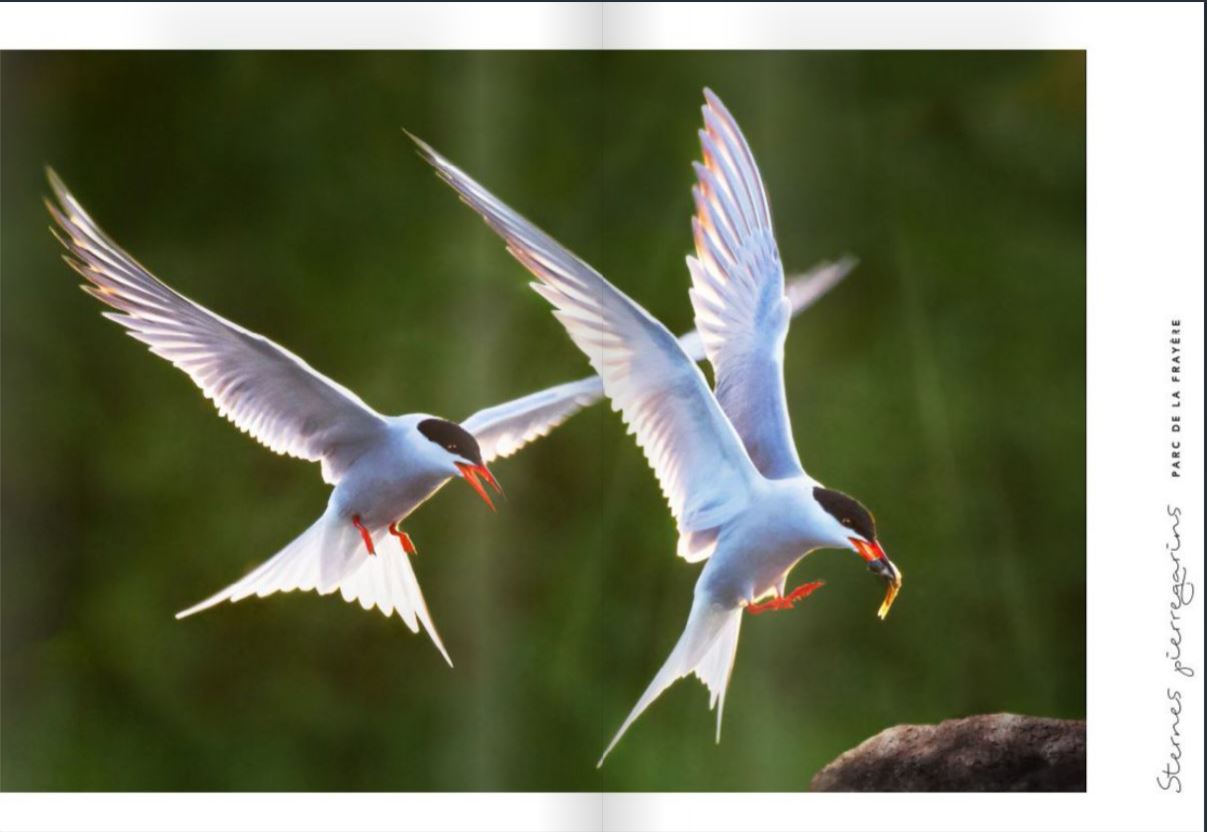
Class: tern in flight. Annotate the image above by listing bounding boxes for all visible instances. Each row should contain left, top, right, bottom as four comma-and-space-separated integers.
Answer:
412, 88, 902, 760
45, 169, 851, 667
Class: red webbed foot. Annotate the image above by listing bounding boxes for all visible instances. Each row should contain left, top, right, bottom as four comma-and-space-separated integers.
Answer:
784, 580, 825, 603
747, 580, 825, 615
352, 514, 376, 556
389, 522, 417, 555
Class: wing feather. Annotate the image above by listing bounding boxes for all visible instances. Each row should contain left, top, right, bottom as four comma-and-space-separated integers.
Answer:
460, 259, 851, 464
687, 89, 804, 479
46, 171, 387, 484
412, 136, 759, 543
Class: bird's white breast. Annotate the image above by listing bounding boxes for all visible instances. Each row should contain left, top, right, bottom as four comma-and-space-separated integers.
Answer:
696, 476, 822, 606
329, 419, 452, 528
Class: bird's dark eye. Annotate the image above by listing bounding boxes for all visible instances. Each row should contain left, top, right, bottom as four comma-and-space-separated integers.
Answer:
841, 518, 852, 527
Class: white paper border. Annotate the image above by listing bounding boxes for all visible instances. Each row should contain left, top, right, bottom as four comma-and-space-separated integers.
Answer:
1, 3, 1202, 832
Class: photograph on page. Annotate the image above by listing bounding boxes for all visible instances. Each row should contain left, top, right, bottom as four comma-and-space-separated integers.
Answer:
1, 47, 1087, 795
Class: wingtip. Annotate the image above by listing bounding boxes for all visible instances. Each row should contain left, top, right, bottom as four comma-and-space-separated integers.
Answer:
44, 168, 76, 217
702, 87, 729, 116
783, 257, 860, 313
44, 165, 64, 193
403, 128, 440, 163
833, 253, 860, 277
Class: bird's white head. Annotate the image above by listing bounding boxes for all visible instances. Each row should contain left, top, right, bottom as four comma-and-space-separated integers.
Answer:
416, 417, 503, 511
812, 486, 903, 619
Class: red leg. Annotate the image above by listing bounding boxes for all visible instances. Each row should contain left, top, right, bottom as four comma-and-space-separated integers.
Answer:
747, 580, 825, 615
352, 514, 376, 556
389, 522, 417, 555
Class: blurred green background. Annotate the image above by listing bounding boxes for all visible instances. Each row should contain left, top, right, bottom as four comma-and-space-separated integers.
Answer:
1, 51, 1085, 791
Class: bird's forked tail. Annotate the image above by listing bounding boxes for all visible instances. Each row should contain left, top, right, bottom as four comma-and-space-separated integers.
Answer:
174, 505, 451, 665
598, 596, 742, 766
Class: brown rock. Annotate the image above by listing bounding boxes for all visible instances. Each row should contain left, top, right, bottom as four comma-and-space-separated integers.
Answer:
810, 713, 1085, 792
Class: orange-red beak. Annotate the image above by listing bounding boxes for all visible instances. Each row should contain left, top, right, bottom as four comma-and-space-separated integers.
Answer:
455, 462, 503, 512
850, 537, 903, 620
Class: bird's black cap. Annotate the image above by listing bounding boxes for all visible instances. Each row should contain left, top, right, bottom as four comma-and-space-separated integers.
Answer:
418, 418, 484, 467
813, 486, 877, 542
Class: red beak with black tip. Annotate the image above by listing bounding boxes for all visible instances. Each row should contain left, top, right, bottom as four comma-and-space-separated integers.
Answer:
455, 462, 503, 512
850, 537, 903, 620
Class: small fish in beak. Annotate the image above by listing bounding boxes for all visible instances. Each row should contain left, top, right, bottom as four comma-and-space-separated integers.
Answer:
851, 538, 904, 620
455, 461, 503, 512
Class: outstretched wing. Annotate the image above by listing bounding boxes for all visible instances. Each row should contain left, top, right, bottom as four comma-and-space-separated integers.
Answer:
462, 259, 854, 465
46, 171, 387, 484
413, 136, 759, 551
687, 89, 804, 479
462, 375, 604, 464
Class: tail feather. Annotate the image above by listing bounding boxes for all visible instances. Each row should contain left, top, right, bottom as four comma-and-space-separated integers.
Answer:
174, 513, 332, 619
694, 610, 742, 742
336, 529, 452, 667
598, 597, 742, 766
175, 509, 451, 665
